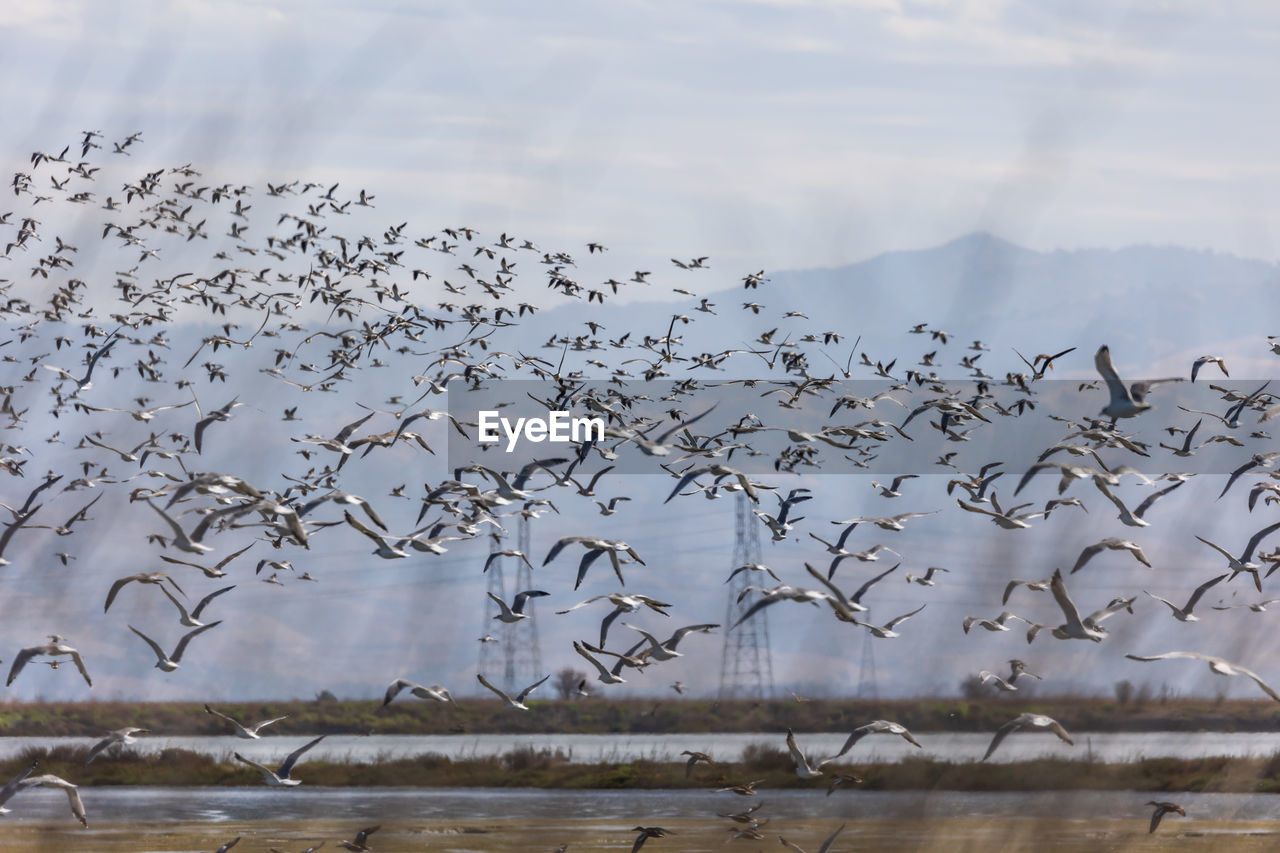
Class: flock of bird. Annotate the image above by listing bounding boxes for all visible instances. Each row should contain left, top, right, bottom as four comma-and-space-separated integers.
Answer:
2, 130, 1279, 848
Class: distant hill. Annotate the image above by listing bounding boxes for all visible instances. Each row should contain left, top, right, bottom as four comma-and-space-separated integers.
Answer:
537, 232, 1280, 373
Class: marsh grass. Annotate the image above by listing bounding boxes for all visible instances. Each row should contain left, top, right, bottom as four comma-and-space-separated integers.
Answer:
4, 696, 1280, 737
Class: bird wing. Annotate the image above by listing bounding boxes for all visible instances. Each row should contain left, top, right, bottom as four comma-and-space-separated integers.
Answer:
1134, 481, 1184, 519
333, 411, 376, 444
1070, 541, 1106, 574
251, 714, 289, 732
817, 823, 848, 853
68, 649, 92, 687
1085, 596, 1135, 627
84, 734, 116, 765
956, 499, 1000, 520
1184, 574, 1229, 612
476, 673, 513, 704
22, 775, 87, 827
486, 591, 514, 618
128, 625, 169, 664
511, 589, 549, 614
342, 510, 387, 546
234, 751, 276, 780
1194, 535, 1234, 561
1094, 345, 1131, 404
205, 703, 242, 728
1125, 651, 1204, 664
574, 548, 607, 590
982, 718, 1022, 761
0, 760, 38, 807
850, 562, 900, 604
573, 642, 614, 679
1048, 572, 1088, 636
1125, 541, 1152, 568
1046, 717, 1074, 744
554, 595, 609, 614
6, 646, 40, 687
542, 535, 583, 565
170, 620, 222, 663
191, 585, 236, 620
836, 720, 897, 756
1243, 520, 1280, 563
884, 604, 926, 630
1228, 662, 1280, 702
664, 624, 718, 648
1128, 378, 1182, 403
598, 605, 626, 648
784, 729, 809, 772
158, 583, 195, 622
278, 735, 326, 778
103, 575, 139, 613
515, 673, 551, 703
383, 678, 413, 706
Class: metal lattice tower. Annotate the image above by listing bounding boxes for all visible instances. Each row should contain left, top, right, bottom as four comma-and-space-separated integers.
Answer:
478, 532, 509, 690
505, 515, 543, 687
478, 518, 544, 694
719, 492, 775, 699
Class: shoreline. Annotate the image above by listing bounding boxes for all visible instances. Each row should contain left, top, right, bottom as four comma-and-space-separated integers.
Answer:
9, 744, 1280, 792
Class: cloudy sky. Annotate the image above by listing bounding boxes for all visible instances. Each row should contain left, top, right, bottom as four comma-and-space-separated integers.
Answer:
2, 1, 1279, 706
5, 0, 1280, 273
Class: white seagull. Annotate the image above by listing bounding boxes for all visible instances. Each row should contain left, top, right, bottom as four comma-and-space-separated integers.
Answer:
160, 584, 236, 627
785, 728, 844, 778
488, 589, 549, 623
1095, 344, 1182, 423
382, 679, 454, 706
234, 735, 327, 786
1145, 573, 1228, 622
1124, 651, 1280, 702
476, 672, 550, 709
128, 621, 222, 671
85, 727, 149, 764
7, 637, 93, 687
982, 713, 1073, 760
205, 704, 290, 739
839, 719, 923, 752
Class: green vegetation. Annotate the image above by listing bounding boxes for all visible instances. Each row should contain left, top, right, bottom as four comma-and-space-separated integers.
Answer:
10, 742, 1280, 793
3, 695, 1280, 737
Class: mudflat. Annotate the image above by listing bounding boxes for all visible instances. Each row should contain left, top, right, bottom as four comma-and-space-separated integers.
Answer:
1, 816, 1278, 851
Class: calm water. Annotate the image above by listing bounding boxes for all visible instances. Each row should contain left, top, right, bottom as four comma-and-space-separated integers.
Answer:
4, 787, 1280, 825
6, 731, 1280, 765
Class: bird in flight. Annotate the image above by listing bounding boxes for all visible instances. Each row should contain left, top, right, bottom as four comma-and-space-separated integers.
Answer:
234, 735, 327, 786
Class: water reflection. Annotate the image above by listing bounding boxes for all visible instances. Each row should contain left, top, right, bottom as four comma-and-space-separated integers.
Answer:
6, 787, 1280, 825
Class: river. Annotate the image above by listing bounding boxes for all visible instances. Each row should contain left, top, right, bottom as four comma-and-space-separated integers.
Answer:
6, 730, 1280, 765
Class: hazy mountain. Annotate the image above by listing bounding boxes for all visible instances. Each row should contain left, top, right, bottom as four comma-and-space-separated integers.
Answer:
541, 232, 1280, 374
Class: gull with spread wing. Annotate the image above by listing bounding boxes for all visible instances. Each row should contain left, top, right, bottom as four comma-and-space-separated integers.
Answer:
234, 735, 326, 786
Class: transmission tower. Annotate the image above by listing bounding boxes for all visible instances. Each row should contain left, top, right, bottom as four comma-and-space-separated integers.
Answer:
478, 518, 544, 694
719, 492, 775, 699
478, 532, 508, 689
505, 514, 543, 687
